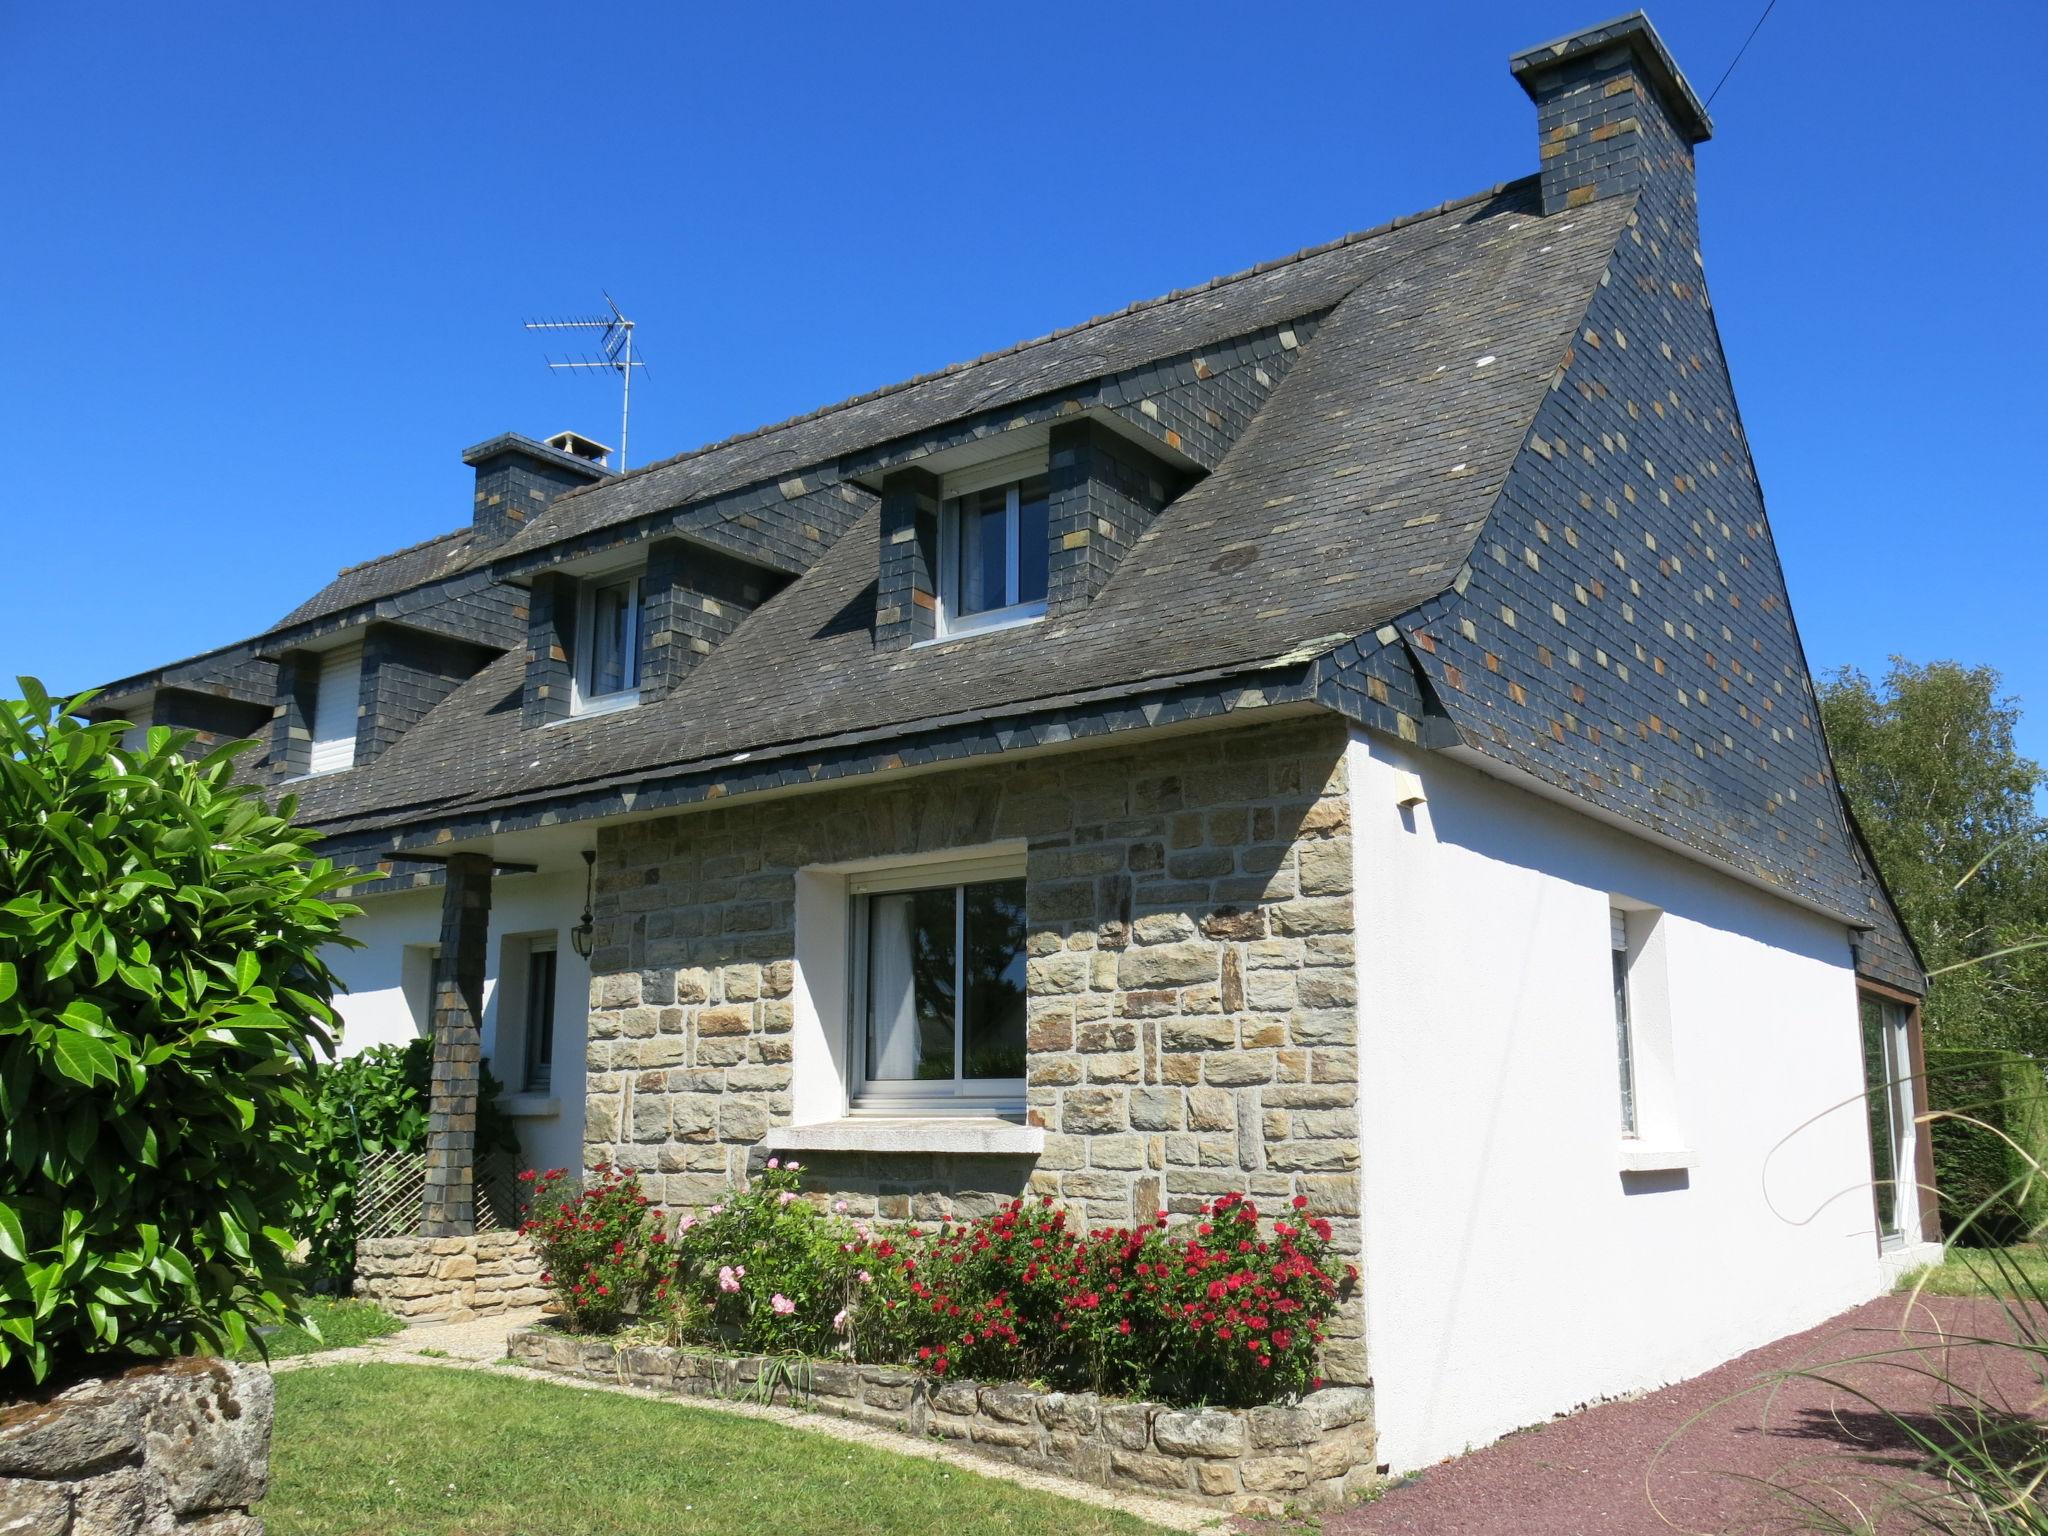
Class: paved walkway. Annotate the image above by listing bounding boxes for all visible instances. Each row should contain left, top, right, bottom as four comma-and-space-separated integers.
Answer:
274, 1308, 1223, 1533
1273, 1294, 2044, 1536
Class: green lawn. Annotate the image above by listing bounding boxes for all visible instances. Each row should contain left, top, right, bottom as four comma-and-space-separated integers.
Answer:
1895, 1243, 2048, 1298
263, 1364, 1172, 1536
239, 1296, 404, 1361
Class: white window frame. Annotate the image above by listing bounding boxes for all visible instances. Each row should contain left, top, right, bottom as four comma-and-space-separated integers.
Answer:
1861, 993, 1921, 1248
571, 573, 642, 715
847, 851, 1028, 1115
1612, 908, 1639, 1137
935, 452, 1049, 638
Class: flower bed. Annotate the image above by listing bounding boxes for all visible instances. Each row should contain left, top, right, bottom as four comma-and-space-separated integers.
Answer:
506, 1326, 1376, 1513
520, 1161, 1357, 1409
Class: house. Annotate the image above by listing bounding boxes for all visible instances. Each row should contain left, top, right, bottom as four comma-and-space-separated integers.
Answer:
88, 12, 1938, 1472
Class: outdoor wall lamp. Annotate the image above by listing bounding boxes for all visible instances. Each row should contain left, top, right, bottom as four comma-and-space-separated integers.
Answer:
569, 848, 597, 960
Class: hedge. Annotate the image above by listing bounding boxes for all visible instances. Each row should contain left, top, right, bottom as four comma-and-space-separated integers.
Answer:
1925, 1047, 2048, 1246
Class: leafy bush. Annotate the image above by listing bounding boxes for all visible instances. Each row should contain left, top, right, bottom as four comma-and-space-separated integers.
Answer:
0, 682, 356, 1385
297, 1038, 516, 1283
531, 1158, 1355, 1407
520, 1165, 670, 1334
1927, 1047, 2048, 1246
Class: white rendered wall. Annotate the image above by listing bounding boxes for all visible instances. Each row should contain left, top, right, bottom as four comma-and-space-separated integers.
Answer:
1348, 729, 1892, 1471
323, 874, 590, 1177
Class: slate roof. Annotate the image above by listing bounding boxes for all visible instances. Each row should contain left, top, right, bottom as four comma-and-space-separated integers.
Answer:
292, 178, 1632, 839
275, 526, 476, 629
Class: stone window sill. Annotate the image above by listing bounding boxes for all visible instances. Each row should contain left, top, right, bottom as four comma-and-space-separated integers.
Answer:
1618, 1140, 1694, 1173
762, 1118, 1045, 1157
497, 1094, 562, 1119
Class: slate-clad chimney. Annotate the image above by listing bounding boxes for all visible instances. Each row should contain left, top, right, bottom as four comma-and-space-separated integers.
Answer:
462, 431, 612, 550
1511, 11, 1713, 218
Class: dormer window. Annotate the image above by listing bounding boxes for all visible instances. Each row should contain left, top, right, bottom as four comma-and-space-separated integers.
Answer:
572, 573, 641, 714
306, 642, 362, 775
937, 465, 1048, 637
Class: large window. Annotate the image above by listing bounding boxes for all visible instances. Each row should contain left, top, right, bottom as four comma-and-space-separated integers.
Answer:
1861, 993, 1920, 1245
574, 573, 641, 712
852, 864, 1027, 1110
938, 473, 1049, 636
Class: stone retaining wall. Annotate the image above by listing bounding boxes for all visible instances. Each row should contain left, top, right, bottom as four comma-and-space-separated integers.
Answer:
0, 1357, 272, 1535
355, 1230, 544, 1321
508, 1327, 1375, 1514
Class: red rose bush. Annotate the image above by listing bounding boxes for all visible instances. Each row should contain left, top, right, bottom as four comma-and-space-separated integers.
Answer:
523, 1160, 1353, 1408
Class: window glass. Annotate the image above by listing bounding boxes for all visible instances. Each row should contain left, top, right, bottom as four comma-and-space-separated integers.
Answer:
859, 875, 1027, 1098
524, 945, 558, 1092
866, 887, 957, 1082
962, 879, 1027, 1079
1016, 477, 1049, 605
1861, 995, 1901, 1237
959, 486, 1009, 617
1612, 911, 1637, 1136
588, 579, 637, 696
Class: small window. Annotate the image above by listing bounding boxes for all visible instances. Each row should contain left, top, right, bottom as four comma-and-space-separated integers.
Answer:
522, 940, 559, 1092
852, 865, 1027, 1110
1612, 908, 1638, 1136
307, 643, 362, 775
574, 574, 641, 712
1861, 993, 1920, 1246
938, 475, 1049, 635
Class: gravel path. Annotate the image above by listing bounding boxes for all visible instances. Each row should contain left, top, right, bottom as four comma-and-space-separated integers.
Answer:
1277, 1294, 2045, 1536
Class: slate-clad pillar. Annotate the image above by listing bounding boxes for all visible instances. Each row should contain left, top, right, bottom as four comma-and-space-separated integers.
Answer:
874, 466, 941, 650
422, 852, 493, 1236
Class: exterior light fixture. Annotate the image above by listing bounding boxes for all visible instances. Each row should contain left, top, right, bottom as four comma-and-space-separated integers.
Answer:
569, 849, 597, 960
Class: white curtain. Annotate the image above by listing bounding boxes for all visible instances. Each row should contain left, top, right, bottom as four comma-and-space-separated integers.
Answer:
868, 894, 921, 1080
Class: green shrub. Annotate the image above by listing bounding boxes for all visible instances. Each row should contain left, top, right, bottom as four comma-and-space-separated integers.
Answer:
519, 1165, 669, 1333
1926, 1047, 2048, 1246
296, 1038, 516, 1284
0, 681, 357, 1385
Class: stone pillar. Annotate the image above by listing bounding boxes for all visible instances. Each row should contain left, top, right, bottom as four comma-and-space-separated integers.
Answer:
423, 851, 493, 1236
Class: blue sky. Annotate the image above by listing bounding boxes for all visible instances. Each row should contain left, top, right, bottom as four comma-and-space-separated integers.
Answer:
3, 2, 2043, 772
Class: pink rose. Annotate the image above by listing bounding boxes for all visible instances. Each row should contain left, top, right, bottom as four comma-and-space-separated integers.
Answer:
718, 1266, 741, 1293
772, 1294, 796, 1315
675, 1213, 696, 1232
832, 1200, 849, 1214
833, 1308, 850, 1334
767, 1157, 780, 1170
778, 1191, 796, 1207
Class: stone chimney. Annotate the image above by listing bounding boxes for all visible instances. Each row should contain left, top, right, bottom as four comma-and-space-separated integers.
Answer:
1511, 11, 1713, 218
461, 431, 612, 550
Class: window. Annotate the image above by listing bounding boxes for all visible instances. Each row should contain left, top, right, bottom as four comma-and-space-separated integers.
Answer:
1612, 908, 1638, 1136
574, 573, 641, 711
1861, 994, 1920, 1245
851, 864, 1027, 1110
307, 643, 362, 775
937, 471, 1049, 635
522, 940, 559, 1092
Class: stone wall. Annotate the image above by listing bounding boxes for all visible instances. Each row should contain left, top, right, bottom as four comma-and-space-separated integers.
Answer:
583, 714, 1366, 1384
0, 1358, 271, 1535
509, 1328, 1375, 1515
354, 1230, 545, 1322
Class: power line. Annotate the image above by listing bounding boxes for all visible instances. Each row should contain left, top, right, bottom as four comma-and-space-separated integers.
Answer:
1705, 0, 1781, 107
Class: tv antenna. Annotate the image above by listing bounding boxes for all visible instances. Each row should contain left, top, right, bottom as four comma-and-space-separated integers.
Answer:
524, 293, 647, 469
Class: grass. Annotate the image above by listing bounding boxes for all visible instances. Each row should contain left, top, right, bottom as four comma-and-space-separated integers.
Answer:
238, 1296, 404, 1361
1894, 1242, 2048, 1298
263, 1364, 1173, 1536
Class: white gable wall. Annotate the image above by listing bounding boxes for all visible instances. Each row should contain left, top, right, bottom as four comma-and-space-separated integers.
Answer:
1347, 727, 1905, 1471
322, 874, 590, 1178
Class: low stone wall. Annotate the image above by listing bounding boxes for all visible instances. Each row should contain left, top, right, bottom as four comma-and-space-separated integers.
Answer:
0, 1357, 272, 1535
508, 1328, 1375, 1513
355, 1230, 544, 1321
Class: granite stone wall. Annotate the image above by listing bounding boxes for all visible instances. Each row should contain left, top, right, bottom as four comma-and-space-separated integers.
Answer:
0, 1358, 272, 1536
510, 1329, 1376, 1514
354, 1230, 545, 1322
582, 714, 1367, 1384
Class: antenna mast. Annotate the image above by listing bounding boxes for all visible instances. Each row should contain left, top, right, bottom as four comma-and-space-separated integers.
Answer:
524, 293, 648, 469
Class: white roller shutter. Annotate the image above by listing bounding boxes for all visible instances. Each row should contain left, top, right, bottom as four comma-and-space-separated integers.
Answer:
307, 644, 362, 775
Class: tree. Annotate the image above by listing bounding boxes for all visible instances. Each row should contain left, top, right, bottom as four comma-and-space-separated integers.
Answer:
1820, 658, 2048, 1055
0, 680, 357, 1385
